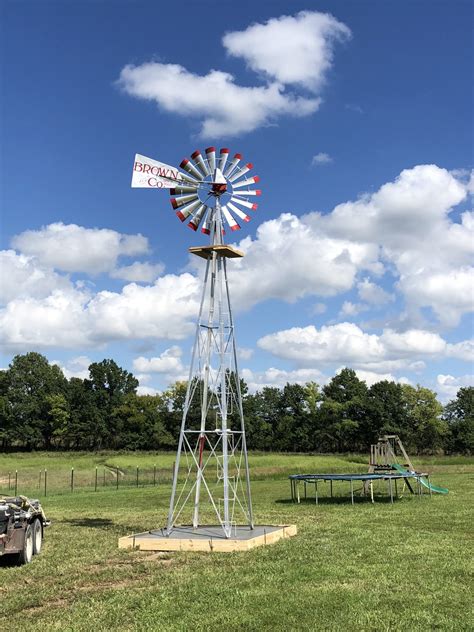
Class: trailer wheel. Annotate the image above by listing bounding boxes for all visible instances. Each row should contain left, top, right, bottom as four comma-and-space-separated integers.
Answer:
32, 519, 43, 555
17, 523, 33, 565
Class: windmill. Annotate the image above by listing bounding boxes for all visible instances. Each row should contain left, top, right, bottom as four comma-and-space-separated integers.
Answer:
131, 148, 261, 539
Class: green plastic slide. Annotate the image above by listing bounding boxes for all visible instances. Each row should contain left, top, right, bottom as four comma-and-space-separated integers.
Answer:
391, 462, 449, 494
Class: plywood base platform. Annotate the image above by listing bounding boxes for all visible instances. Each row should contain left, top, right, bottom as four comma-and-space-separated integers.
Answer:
118, 524, 297, 553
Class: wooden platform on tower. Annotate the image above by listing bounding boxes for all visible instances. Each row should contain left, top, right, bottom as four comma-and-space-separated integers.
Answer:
188, 245, 244, 259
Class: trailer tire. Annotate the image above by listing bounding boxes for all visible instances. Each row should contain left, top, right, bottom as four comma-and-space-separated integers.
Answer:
32, 518, 42, 555
17, 523, 33, 565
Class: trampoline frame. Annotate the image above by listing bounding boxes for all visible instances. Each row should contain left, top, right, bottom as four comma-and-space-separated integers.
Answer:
289, 472, 431, 505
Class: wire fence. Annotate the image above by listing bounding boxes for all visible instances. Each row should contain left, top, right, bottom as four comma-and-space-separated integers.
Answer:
0, 464, 175, 498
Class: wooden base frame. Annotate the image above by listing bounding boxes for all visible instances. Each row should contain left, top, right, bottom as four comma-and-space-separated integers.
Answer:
119, 524, 297, 553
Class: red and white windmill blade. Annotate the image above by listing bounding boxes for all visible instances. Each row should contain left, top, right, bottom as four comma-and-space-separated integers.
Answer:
171, 148, 261, 234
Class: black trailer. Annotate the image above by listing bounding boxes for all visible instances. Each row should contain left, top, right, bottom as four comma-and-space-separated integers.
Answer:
0, 496, 49, 565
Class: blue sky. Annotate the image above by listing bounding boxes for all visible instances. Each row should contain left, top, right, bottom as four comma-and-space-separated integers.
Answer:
1, 0, 473, 401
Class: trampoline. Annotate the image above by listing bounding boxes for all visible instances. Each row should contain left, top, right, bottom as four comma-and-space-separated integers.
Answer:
289, 471, 431, 505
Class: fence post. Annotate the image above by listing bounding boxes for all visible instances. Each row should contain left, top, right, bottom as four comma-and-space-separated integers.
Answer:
44, 469, 47, 496
71, 467, 74, 493
14, 470, 18, 496
39, 469, 42, 490
95, 467, 98, 492
8, 471, 11, 490
116, 467, 119, 490
153, 464, 156, 487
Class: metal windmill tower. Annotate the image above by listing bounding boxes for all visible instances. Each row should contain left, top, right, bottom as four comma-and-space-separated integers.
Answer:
131, 148, 261, 538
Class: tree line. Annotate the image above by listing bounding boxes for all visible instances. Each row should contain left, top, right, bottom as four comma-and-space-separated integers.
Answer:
0, 352, 472, 454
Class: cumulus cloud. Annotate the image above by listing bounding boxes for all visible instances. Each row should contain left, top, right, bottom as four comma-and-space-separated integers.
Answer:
137, 385, 160, 396
436, 374, 474, 402
0, 250, 71, 304
357, 278, 394, 305
223, 11, 350, 91
117, 10, 350, 137
257, 322, 471, 375
111, 261, 165, 283
0, 273, 200, 351
54, 356, 92, 381
12, 223, 149, 275
446, 339, 474, 362
352, 369, 410, 387
311, 152, 333, 166
118, 63, 319, 138
133, 346, 184, 374
222, 213, 380, 311
339, 301, 367, 317
241, 366, 326, 393
307, 165, 473, 325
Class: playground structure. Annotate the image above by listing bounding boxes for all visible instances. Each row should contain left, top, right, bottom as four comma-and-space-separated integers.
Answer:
368, 434, 449, 495
121, 148, 296, 552
289, 434, 448, 504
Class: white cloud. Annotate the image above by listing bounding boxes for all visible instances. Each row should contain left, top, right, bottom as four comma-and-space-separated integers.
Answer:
311, 152, 333, 166
447, 339, 474, 362
241, 366, 326, 392
357, 278, 394, 305
133, 346, 183, 374
137, 385, 160, 396
223, 213, 380, 311
436, 374, 474, 402
352, 369, 409, 387
257, 322, 471, 374
12, 223, 149, 275
223, 11, 350, 91
0, 273, 200, 351
308, 165, 472, 325
118, 63, 320, 138
54, 356, 91, 380
399, 267, 474, 327
381, 329, 446, 356
117, 10, 352, 137
258, 323, 385, 365
339, 301, 367, 317
0, 250, 71, 304
111, 261, 165, 283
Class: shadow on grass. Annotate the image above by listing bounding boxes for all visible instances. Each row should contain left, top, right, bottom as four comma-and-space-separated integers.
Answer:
0, 553, 21, 567
276, 496, 407, 505
60, 517, 115, 528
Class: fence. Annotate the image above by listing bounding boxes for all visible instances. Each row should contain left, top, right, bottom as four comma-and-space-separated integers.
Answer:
0, 464, 175, 498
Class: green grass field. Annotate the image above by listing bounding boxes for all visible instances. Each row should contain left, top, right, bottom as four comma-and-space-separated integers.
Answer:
1, 452, 473, 631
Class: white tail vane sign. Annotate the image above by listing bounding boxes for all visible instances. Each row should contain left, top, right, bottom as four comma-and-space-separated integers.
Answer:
131, 153, 182, 188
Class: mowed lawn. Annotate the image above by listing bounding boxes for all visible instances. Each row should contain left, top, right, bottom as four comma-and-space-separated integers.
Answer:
0, 452, 472, 631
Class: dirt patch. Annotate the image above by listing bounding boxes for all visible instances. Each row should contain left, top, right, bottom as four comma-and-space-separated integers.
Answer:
84, 551, 174, 574
24, 598, 72, 615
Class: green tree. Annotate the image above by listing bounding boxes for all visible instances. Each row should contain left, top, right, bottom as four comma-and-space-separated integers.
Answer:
323, 368, 368, 403
443, 387, 474, 454
402, 384, 445, 453
319, 370, 368, 452
6, 352, 67, 448
66, 377, 106, 449
0, 370, 11, 448
112, 394, 174, 449
84, 359, 139, 448
366, 380, 408, 443
45, 393, 70, 447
